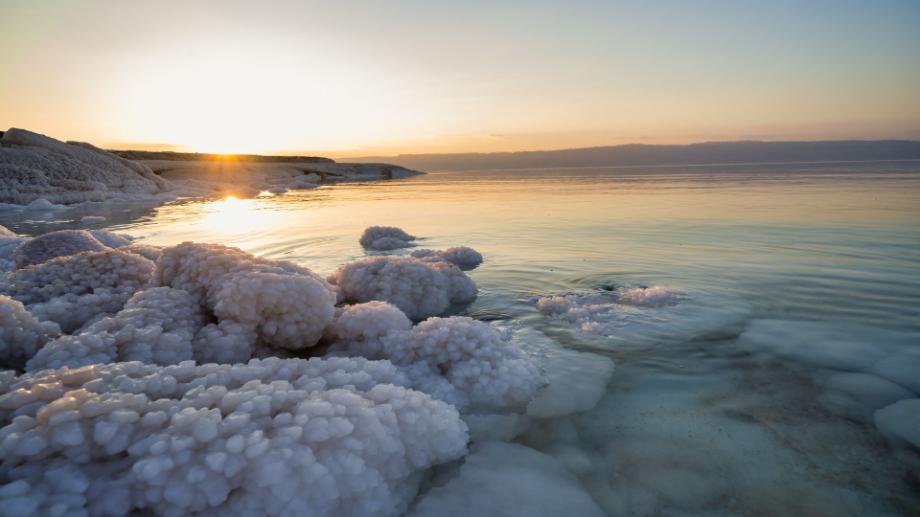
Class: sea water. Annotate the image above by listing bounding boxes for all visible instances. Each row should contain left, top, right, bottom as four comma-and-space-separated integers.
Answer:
4, 160, 919, 514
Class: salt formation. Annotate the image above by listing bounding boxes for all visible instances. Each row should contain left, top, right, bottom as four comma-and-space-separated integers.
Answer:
329, 307, 542, 413
26, 288, 207, 371
87, 229, 132, 249
119, 243, 162, 262
12, 230, 108, 269
410, 246, 483, 270
0, 296, 60, 370
0, 128, 171, 205
874, 399, 920, 450
153, 242, 337, 352
0, 226, 23, 272
410, 441, 606, 517
739, 320, 920, 444
0, 358, 469, 516
1, 250, 155, 333
330, 256, 477, 320
285, 174, 320, 189
536, 286, 746, 345
359, 226, 416, 250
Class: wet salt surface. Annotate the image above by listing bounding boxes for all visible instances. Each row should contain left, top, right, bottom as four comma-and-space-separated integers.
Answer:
3, 160, 920, 514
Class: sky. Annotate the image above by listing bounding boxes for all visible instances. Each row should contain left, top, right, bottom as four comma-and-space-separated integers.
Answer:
1, 0, 919, 157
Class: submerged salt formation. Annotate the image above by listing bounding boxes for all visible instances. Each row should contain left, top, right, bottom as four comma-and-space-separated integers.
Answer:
359, 226, 416, 251
0, 358, 469, 516
739, 319, 920, 452
329, 256, 476, 320
536, 285, 747, 344
0, 128, 171, 205
410, 246, 483, 270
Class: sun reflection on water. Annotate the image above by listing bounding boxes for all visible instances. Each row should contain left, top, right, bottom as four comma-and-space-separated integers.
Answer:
201, 195, 275, 235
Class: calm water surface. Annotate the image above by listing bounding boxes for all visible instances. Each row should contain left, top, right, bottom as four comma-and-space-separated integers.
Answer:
6, 161, 920, 514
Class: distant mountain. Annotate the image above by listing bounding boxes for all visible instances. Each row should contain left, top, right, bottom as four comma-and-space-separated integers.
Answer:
347, 140, 920, 172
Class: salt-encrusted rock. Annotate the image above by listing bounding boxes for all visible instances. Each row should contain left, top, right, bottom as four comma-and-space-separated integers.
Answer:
359, 226, 416, 251
0, 128, 171, 205
153, 242, 336, 351
12, 230, 108, 269
411, 246, 483, 270
0, 358, 469, 516
329, 256, 477, 320
26, 287, 207, 371
0, 250, 155, 332
0, 295, 61, 370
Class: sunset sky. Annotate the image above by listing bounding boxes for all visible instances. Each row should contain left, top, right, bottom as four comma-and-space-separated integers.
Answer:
1, 0, 919, 157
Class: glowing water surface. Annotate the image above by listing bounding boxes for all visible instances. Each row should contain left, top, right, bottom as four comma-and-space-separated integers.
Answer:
6, 160, 920, 514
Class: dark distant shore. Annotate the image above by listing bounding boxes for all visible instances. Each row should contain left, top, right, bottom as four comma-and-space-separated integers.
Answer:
348, 140, 920, 172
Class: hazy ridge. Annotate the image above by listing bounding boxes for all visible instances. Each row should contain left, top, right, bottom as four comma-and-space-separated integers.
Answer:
347, 140, 920, 172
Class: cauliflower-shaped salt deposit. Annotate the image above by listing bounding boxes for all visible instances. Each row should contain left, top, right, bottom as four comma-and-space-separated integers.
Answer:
0, 357, 468, 516
359, 226, 416, 250
213, 271, 336, 350
154, 242, 336, 351
1, 250, 155, 333
26, 287, 207, 371
329, 256, 477, 320
0, 295, 61, 370
329, 312, 542, 413
12, 230, 108, 269
120, 243, 163, 262
411, 246, 483, 270
0, 230, 24, 272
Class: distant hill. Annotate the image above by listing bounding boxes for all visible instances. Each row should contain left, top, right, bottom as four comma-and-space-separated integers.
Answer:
347, 140, 920, 172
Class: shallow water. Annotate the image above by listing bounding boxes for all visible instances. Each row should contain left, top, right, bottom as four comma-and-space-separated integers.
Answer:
5, 160, 920, 514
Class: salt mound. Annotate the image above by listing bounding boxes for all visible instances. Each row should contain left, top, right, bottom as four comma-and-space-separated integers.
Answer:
0, 249, 156, 333
88, 229, 132, 248
0, 357, 469, 515
410, 441, 605, 517
12, 230, 108, 268
411, 246, 483, 270
154, 242, 336, 352
536, 286, 743, 345
26, 287, 207, 371
329, 311, 542, 413
0, 295, 60, 370
0, 230, 24, 272
359, 226, 416, 250
329, 256, 477, 319
120, 243, 163, 262
0, 128, 171, 205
